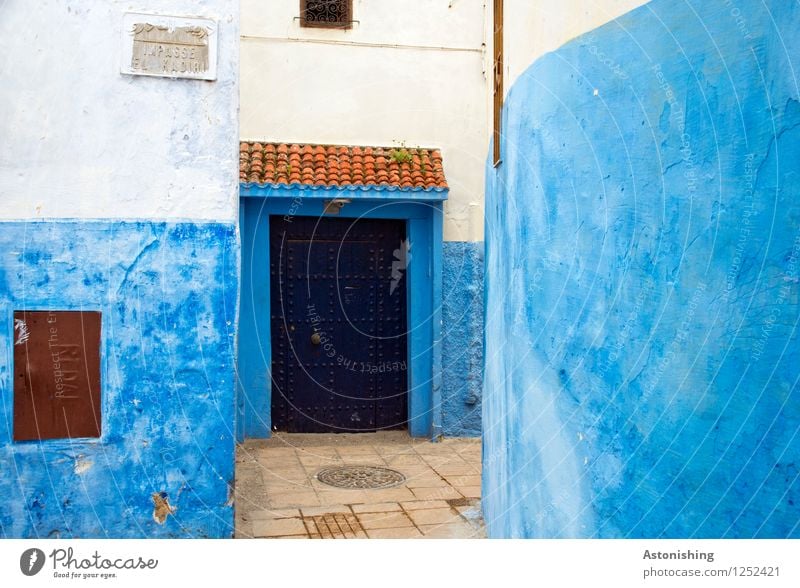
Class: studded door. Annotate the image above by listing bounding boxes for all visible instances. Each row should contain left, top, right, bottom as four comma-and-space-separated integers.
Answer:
269, 216, 408, 433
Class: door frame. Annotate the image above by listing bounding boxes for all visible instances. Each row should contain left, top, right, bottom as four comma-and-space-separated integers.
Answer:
237, 185, 446, 439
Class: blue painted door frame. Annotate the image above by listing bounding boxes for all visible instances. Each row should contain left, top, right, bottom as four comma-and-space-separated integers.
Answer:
237, 186, 446, 439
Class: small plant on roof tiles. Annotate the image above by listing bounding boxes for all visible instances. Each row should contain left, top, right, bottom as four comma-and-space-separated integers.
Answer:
389, 148, 413, 164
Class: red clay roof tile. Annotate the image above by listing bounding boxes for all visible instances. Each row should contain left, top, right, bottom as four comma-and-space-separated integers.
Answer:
240, 141, 448, 191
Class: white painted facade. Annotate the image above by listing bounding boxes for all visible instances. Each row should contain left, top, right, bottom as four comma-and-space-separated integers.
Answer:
0, 1, 650, 227
502, 0, 650, 90
240, 0, 651, 242
240, 0, 489, 242
0, 0, 239, 222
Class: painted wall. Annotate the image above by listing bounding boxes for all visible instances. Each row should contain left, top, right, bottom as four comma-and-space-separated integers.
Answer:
238, 192, 444, 439
240, 0, 486, 436
484, 0, 800, 538
0, 222, 238, 538
240, 0, 652, 236
502, 0, 649, 92
240, 0, 487, 243
442, 242, 483, 437
0, 0, 239, 222
0, 1, 239, 537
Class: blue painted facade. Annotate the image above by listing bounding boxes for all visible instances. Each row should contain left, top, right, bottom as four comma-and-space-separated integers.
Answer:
238, 186, 446, 439
238, 186, 484, 439
484, 0, 800, 538
442, 241, 483, 437
0, 221, 238, 538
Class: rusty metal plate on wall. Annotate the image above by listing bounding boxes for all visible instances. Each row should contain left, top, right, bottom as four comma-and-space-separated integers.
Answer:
13, 311, 101, 441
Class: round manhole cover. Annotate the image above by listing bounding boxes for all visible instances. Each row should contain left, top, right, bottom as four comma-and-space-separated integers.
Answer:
316, 466, 406, 489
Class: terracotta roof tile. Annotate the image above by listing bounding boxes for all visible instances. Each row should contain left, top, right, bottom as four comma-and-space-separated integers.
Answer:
240, 142, 448, 191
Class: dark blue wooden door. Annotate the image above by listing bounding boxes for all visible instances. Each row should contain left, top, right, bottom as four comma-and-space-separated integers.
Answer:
269, 215, 408, 432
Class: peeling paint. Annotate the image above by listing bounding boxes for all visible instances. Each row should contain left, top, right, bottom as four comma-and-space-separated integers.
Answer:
0, 221, 239, 538
152, 492, 175, 524
73, 459, 93, 475
442, 241, 484, 436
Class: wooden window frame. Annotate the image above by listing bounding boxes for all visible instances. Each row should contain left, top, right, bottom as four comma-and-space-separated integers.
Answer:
493, 0, 504, 166
300, 0, 353, 30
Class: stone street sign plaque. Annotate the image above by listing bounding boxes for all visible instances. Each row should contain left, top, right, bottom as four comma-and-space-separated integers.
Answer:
13, 310, 102, 441
121, 13, 217, 80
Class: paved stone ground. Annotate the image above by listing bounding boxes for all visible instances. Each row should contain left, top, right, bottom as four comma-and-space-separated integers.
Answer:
235, 432, 486, 539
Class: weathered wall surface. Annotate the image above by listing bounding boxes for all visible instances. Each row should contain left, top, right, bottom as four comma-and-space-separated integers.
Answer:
0, 222, 238, 537
240, 0, 487, 242
503, 0, 649, 92
442, 242, 483, 437
484, 0, 800, 538
0, 0, 239, 222
240, 0, 486, 437
0, 1, 239, 537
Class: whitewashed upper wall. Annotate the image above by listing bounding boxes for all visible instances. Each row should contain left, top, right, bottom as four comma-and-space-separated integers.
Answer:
504, 0, 650, 91
240, 0, 489, 242
0, 0, 239, 222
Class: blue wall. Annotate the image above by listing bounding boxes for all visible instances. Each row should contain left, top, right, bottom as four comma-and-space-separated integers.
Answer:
484, 0, 800, 538
0, 221, 238, 538
238, 193, 448, 439
442, 242, 483, 436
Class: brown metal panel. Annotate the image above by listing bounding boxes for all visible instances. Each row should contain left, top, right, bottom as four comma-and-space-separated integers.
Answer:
13, 310, 101, 441
493, 0, 504, 166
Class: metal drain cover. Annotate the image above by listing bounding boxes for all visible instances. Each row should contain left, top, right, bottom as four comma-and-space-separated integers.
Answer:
316, 466, 406, 489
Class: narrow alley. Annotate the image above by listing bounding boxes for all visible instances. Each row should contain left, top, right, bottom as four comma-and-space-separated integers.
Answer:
235, 433, 484, 539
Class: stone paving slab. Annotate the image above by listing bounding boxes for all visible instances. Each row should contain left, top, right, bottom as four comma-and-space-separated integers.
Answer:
351, 502, 403, 514
418, 523, 478, 539
357, 512, 415, 530
366, 527, 424, 539
235, 432, 486, 539
406, 507, 460, 526
252, 517, 307, 538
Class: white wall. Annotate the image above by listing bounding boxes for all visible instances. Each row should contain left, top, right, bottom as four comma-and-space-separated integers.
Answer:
503, 0, 650, 91
0, 1, 651, 228
240, 0, 489, 242
0, 0, 239, 222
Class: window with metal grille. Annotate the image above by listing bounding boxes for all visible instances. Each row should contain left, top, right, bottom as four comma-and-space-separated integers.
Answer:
300, 0, 352, 29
